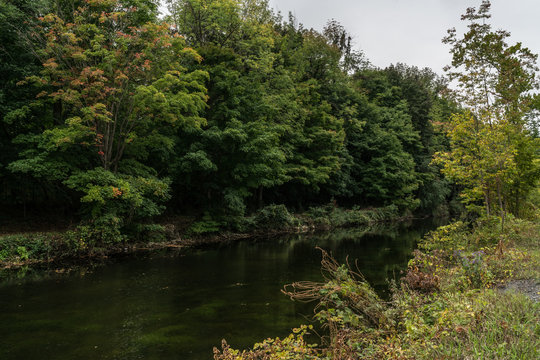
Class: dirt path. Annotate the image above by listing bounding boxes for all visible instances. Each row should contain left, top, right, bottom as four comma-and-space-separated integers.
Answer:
501, 279, 540, 302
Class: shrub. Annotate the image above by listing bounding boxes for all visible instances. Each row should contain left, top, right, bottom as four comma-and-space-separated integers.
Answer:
213, 325, 319, 360
253, 204, 297, 230
402, 266, 440, 293
208, 217, 540, 359
418, 221, 469, 251
454, 250, 493, 288
306, 204, 335, 228
224, 215, 256, 233
0, 232, 66, 263
283, 249, 392, 351
130, 224, 167, 243
188, 213, 223, 235
16, 246, 29, 260
325, 205, 399, 228
65, 168, 170, 236
66, 214, 126, 251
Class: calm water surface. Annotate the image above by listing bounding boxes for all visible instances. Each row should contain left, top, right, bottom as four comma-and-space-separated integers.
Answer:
0, 219, 441, 359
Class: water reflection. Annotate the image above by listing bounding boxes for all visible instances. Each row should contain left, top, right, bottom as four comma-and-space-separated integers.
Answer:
0, 219, 440, 359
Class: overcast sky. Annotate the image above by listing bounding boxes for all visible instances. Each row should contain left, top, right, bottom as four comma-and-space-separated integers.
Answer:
267, 0, 540, 74
159, 1, 540, 75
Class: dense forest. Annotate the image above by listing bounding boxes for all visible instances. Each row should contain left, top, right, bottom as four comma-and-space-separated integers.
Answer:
0, 0, 538, 241
1, 1, 539, 359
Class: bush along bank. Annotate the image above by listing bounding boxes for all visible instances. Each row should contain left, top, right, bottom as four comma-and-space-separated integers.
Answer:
186, 204, 402, 236
214, 215, 540, 359
0, 204, 404, 270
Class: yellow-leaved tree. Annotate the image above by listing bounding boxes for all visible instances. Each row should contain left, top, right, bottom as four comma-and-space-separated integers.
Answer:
434, 0, 540, 226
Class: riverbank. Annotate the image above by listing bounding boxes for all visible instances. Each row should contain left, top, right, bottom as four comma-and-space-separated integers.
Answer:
214, 215, 540, 359
0, 218, 432, 360
0, 204, 406, 271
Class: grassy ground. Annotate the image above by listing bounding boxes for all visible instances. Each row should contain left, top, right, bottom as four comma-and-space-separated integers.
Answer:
214, 214, 540, 359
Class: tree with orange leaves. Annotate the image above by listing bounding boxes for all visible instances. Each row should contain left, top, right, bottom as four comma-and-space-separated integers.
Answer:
9, 0, 208, 235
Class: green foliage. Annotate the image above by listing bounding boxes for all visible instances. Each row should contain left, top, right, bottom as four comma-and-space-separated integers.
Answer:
67, 216, 126, 249
413, 215, 540, 292
164, 1, 442, 215
383, 64, 454, 214
16, 246, 29, 261
0, 232, 67, 263
418, 221, 469, 252
0, 0, 66, 212
454, 250, 492, 288
64, 168, 170, 222
438, 0, 540, 221
16, 1, 207, 173
188, 213, 223, 235
225, 215, 539, 359
305, 204, 399, 228
0, 220, 174, 265
0, 249, 8, 261
213, 325, 320, 360
305, 203, 336, 227
252, 204, 297, 230
1, 0, 460, 226
128, 224, 168, 243
342, 73, 425, 210
282, 248, 393, 359
394, 289, 539, 359
312, 264, 389, 330
4, 0, 206, 232
2, 221, 126, 261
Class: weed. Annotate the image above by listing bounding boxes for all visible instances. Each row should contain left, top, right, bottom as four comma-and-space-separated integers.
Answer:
214, 216, 539, 359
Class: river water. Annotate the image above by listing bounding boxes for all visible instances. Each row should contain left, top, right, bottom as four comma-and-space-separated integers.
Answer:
0, 219, 441, 359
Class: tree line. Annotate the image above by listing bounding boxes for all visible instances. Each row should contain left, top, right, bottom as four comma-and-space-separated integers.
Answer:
0, 0, 537, 239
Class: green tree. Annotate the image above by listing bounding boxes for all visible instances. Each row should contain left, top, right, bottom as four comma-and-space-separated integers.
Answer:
0, 0, 67, 216
9, 0, 207, 233
436, 0, 540, 221
434, 112, 517, 216
165, 0, 288, 215
349, 97, 420, 209
383, 64, 455, 214
168, 3, 348, 215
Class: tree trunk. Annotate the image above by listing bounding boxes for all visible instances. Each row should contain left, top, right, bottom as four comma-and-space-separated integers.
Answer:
484, 188, 490, 217
514, 186, 520, 218
53, 100, 63, 125
257, 185, 263, 209
496, 177, 505, 231
480, 170, 490, 217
